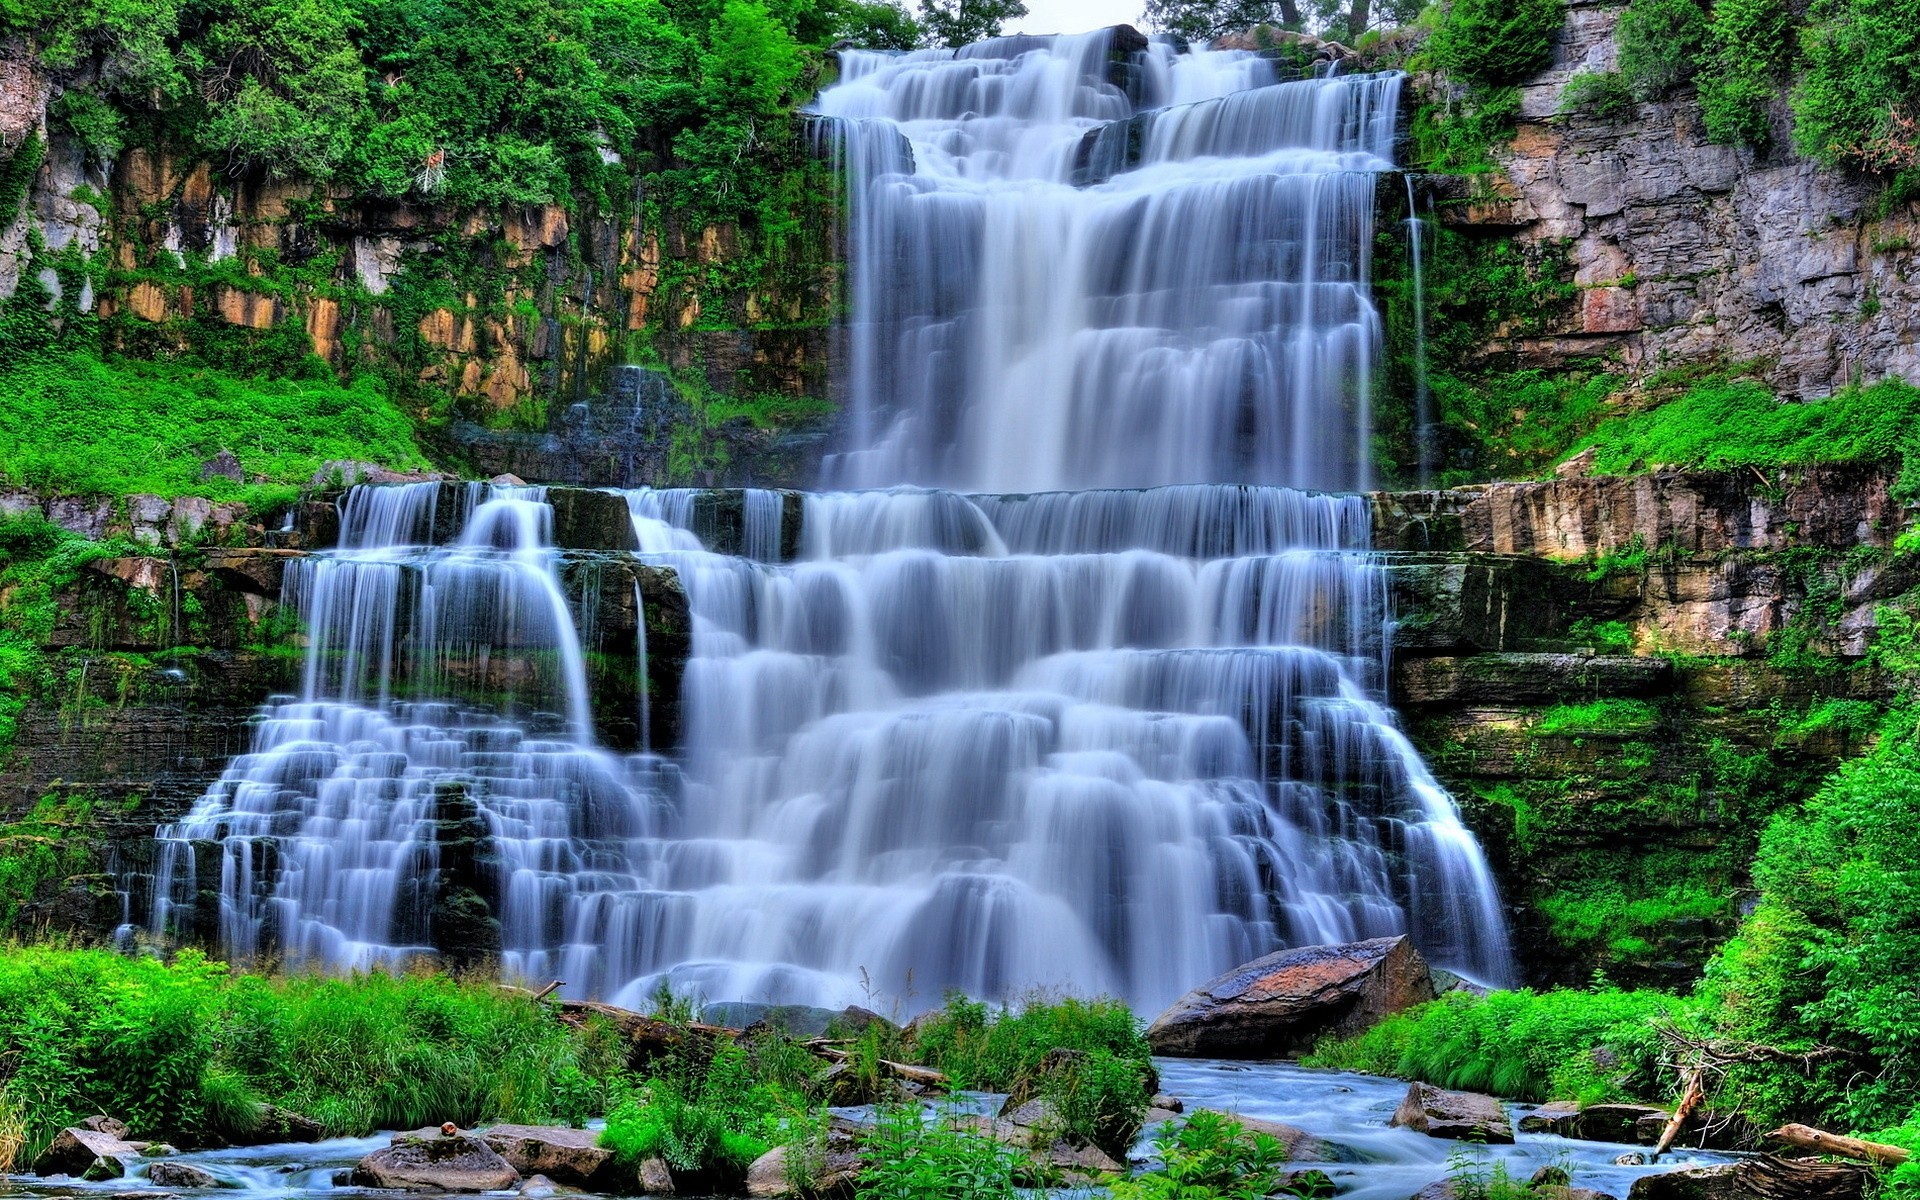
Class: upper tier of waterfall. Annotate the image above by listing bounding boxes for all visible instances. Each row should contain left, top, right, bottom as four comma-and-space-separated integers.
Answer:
814, 31, 1400, 494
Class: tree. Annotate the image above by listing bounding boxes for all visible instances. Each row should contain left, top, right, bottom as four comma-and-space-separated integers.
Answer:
1139, 0, 1303, 41
918, 0, 1025, 46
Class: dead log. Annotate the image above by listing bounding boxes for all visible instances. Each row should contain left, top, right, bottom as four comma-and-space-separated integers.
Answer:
1732, 1153, 1869, 1200
1767, 1124, 1912, 1168
813, 1046, 949, 1088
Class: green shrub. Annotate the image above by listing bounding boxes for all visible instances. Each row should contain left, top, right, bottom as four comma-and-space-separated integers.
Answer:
599, 1042, 794, 1184
1792, 0, 1920, 179
1701, 709, 1920, 1129
855, 1105, 1020, 1200
1698, 0, 1795, 144
1425, 0, 1564, 87
907, 993, 1152, 1092
1616, 0, 1710, 97
1559, 71, 1636, 121
1303, 987, 1694, 1103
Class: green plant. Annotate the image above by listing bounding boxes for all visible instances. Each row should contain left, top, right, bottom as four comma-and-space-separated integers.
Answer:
1559, 71, 1636, 121
1108, 1109, 1297, 1200
1567, 618, 1635, 653
1698, 0, 1795, 145
1303, 987, 1693, 1104
1532, 698, 1660, 738
855, 1105, 1020, 1200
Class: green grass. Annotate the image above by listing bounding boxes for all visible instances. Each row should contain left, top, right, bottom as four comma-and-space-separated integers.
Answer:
1570, 377, 1920, 479
0, 349, 429, 503
0, 949, 626, 1166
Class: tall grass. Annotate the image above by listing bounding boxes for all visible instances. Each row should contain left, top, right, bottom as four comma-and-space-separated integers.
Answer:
0, 948, 625, 1160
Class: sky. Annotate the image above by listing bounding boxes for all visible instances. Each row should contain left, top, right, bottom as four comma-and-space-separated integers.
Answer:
1006, 0, 1150, 37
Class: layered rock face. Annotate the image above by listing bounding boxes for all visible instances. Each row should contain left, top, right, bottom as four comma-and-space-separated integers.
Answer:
1429, 0, 1920, 397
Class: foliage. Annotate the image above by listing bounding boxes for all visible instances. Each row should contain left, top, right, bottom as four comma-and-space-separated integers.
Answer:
1558, 71, 1636, 121
1698, 0, 1795, 145
1567, 617, 1635, 653
1793, 0, 1920, 183
0, 347, 427, 502
856, 1105, 1020, 1200
1570, 376, 1920, 478
1425, 0, 1563, 87
0, 950, 626, 1164
1615, 0, 1709, 98
907, 993, 1151, 1155
1303, 987, 1693, 1104
1536, 871, 1730, 961
917, 0, 1024, 46
1109, 1110, 1302, 1200
0, 797, 105, 932
1700, 709, 1920, 1129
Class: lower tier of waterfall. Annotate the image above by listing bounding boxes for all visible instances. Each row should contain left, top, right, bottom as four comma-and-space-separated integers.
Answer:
136, 481, 1512, 1014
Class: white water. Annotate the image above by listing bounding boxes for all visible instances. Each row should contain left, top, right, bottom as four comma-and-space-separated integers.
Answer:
816, 33, 1397, 493
139, 30, 1517, 1013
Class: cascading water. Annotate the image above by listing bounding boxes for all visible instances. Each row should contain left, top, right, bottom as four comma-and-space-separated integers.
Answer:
141, 29, 1515, 1011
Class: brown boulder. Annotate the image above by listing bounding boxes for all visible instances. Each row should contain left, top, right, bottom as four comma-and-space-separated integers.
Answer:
1390, 1082, 1514, 1144
146, 1162, 220, 1188
1626, 1166, 1738, 1199
1575, 1104, 1668, 1144
481, 1125, 620, 1191
1201, 1111, 1344, 1161
35, 1126, 144, 1178
351, 1130, 520, 1192
1147, 936, 1434, 1057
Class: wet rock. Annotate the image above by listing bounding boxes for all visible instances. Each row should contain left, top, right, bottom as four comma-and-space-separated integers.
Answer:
1625, 1165, 1737, 1198
146, 1162, 221, 1188
1197, 1111, 1346, 1161
1150, 1093, 1184, 1113
1521, 1100, 1583, 1134
1148, 936, 1435, 1057
1390, 1082, 1515, 1144
481, 1125, 620, 1191
516, 1174, 560, 1198
547, 487, 640, 552
81, 1116, 133, 1139
351, 1129, 520, 1192
35, 1126, 145, 1178
230, 1105, 326, 1146
707, 1002, 896, 1040
744, 1143, 860, 1198
1035, 1139, 1123, 1181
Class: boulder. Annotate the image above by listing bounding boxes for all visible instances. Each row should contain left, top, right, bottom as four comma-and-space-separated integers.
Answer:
80, 1116, 132, 1139
1147, 936, 1435, 1057
1390, 1082, 1515, 1144
146, 1162, 221, 1188
1575, 1104, 1669, 1143
35, 1126, 145, 1178
1626, 1166, 1738, 1199
481, 1125, 620, 1191
229, 1105, 326, 1146
351, 1130, 520, 1192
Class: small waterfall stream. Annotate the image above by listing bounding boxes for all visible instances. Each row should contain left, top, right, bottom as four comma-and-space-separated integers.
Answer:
141, 29, 1517, 1012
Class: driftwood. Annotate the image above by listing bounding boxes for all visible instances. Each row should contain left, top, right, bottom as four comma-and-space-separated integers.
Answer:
1733, 1153, 1870, 1200
813, 1045, 950, 1088
1768, 1124, 1913, 1168
1649, 1067, 1705, 1160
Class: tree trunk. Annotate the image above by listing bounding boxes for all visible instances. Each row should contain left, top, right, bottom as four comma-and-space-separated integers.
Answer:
1768, 1124, 1912, 1167
1734, 1154, 1869, 1200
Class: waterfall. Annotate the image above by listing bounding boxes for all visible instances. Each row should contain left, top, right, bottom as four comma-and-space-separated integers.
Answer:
141, 29, 1515, 1010
816, 34, 1399, 493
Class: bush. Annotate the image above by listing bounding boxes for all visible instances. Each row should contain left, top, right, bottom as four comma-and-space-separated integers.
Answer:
855, 1105, 1019, 1200
1615, 0, 1710, 97
1792, 0, 1920, 176
1302, 987, 1694, 1103
907, 994, 1152, 1093
1425, 0, 1564, 87
1532, 698, 1660, 738
599, 1042, 796, 1185
1698, 0, 1795, 145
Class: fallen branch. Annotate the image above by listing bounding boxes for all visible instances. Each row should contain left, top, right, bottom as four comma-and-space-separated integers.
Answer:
813, 1046, 949, 1088
1768, 1124, 1912, 1168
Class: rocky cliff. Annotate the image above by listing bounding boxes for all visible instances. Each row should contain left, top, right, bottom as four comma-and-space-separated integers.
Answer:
1427, 0, 1920, 400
